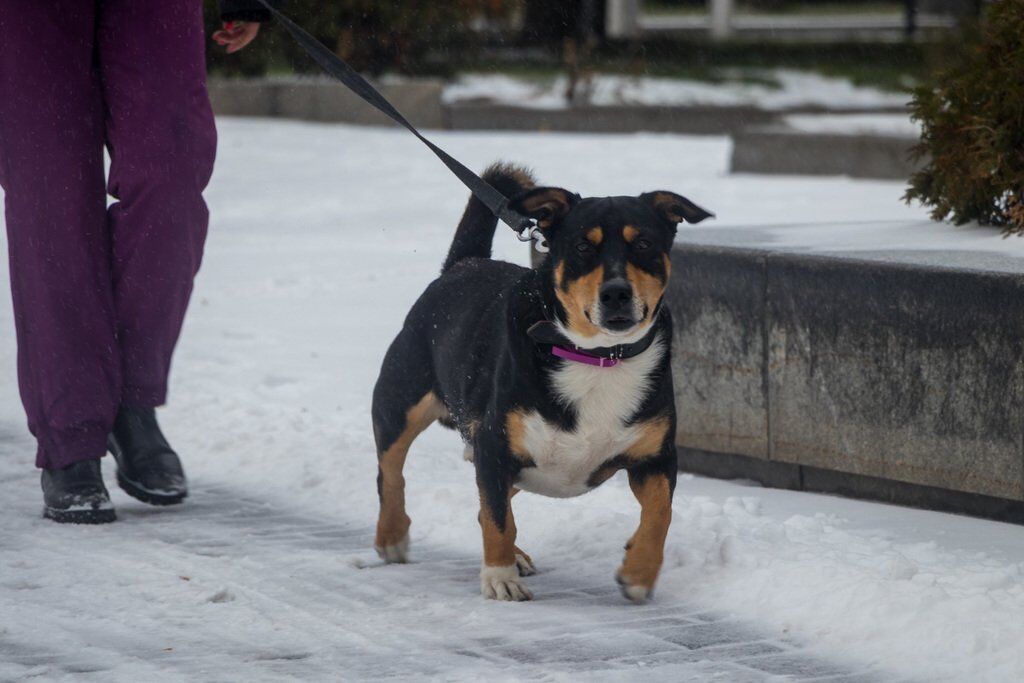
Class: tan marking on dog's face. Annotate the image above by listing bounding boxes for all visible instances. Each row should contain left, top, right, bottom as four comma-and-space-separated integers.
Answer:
623, 225, 640, 243
375, 392, 446, 551
625, 417, 671, 460
554, 260, 604, 337
625, 262, 667, 324
618, 472, 673, 592
586, 227, 603, 245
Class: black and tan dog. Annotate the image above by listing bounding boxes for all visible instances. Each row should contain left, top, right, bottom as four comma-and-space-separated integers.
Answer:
372, 164, 712, 602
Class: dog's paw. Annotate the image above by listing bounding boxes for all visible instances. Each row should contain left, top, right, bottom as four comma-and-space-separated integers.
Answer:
615, 568, 653, 604
514, 548, 537, 577
481, 564, 533, 601
375, 533, 410, 564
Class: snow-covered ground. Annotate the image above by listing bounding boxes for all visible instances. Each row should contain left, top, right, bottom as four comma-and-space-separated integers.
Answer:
2, 119, 1024, 682
442, 70, 910, 111
781, 113, 920, 138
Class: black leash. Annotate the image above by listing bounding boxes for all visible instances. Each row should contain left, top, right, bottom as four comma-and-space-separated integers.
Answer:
253, 0, 535, 237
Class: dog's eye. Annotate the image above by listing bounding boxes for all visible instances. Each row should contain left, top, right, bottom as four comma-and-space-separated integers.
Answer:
634, 238, 652, 251
575, 241, 594, 254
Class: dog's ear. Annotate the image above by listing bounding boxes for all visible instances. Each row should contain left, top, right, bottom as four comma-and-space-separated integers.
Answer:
641, 191, 714, 225
509, 187, 579, 230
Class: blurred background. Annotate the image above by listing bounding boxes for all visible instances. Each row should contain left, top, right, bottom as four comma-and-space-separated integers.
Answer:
205, 0, 980, 95
203, 0, 1018, 230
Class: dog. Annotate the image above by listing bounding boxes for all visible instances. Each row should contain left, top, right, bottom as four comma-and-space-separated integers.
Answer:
371, 163, 712, 602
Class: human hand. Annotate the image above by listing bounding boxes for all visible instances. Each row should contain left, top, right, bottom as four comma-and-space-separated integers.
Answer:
212, 21, 261, 54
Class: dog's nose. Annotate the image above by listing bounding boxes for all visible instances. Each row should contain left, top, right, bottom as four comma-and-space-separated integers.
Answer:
599, 278, 632, 313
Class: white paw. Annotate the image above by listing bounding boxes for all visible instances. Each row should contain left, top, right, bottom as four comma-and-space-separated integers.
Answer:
375, 534, 410, 563
616, 571, 652, 604
481, 564, 533, 601
620, 583, 651, 603
515, 552, 537, 577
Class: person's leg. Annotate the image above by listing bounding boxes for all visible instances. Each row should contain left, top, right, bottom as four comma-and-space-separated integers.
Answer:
0, 1, 121, 470
97, 0, 216, 406
94, 0, 216, 506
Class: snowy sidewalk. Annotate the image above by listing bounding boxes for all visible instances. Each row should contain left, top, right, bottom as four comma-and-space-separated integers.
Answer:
2, 120, 1024, 682
0, 471, 882, 682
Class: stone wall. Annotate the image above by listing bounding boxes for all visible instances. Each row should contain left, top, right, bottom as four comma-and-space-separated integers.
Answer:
666, 244, 1024, 521
208, 77, 444, 129
730, 128, 921, 179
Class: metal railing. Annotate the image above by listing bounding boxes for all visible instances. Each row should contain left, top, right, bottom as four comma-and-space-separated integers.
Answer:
607, 0, 962, 40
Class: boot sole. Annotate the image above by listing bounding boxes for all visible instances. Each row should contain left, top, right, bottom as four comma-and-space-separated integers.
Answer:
43, 506, 117, 524
116, 471, 187, 506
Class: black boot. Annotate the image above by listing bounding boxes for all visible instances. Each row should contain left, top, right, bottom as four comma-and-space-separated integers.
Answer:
41, 459, 117, 524
108, 406, 188, 506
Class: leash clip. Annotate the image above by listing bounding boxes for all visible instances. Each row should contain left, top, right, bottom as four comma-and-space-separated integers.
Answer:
518, 225, 549, 253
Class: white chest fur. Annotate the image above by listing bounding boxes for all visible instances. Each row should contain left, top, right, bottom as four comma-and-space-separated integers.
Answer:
513, 337, 665, 498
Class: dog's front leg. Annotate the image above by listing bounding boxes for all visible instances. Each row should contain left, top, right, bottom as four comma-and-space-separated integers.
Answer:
617, 448, 677, 603
475, 439, 532, 601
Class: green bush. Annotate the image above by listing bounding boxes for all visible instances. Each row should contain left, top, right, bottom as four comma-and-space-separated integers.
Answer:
904, 0, 1024, 234
205, 0, 513, 77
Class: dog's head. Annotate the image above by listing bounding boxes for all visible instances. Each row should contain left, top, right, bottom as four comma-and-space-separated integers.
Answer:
511, 188, 712, 347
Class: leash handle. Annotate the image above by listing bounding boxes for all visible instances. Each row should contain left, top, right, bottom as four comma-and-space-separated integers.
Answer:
253, 0, 535, 235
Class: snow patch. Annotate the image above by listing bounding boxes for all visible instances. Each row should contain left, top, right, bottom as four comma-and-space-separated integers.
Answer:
783, 112, 921, 138
443, 70, 910, 111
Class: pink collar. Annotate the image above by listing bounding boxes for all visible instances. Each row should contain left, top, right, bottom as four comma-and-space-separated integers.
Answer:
550, 345, 620, 368
527, 315, 662, 369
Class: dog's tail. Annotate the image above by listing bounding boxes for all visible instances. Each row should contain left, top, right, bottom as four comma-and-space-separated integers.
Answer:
441, 162, 536, 274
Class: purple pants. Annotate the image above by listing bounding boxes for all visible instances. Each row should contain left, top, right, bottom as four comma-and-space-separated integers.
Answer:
0, 1, 216, 469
